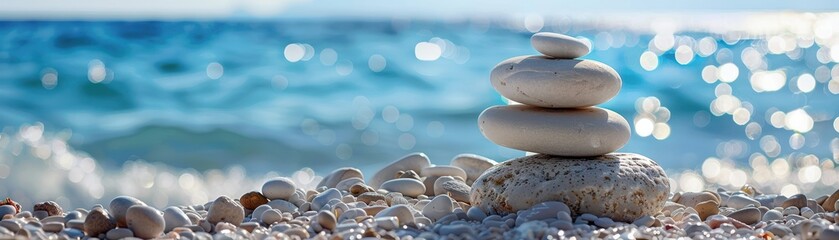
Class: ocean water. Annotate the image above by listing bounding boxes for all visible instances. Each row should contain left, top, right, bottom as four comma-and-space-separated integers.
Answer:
1, 20, 838, 208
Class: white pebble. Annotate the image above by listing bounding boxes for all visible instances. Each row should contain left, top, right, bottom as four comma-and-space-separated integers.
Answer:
262, 177, 296, 200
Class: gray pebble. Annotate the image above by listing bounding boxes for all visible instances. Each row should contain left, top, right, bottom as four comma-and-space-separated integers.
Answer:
726, 195, 760, 209
466, 206, 487, 221
763, 209, 783, 222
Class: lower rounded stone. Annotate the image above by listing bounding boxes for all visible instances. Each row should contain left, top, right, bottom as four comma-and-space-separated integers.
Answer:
469, 153, 669, 222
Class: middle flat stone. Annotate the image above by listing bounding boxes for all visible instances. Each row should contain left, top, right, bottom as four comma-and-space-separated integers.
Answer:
490, 55, 621, 108
478, 105, 630, 156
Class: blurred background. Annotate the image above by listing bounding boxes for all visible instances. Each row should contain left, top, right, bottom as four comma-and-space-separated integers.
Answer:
2, 0, 839, 209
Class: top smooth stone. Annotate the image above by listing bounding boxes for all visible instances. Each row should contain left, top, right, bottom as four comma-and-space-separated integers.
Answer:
490, 56, 621, 108
531, 32, 590, 59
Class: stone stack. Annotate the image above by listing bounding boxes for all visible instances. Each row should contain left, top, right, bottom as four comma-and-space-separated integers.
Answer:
470, 32, 671, 222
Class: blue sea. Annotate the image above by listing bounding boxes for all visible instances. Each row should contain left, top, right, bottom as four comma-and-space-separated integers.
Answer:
1, 20, 838, 208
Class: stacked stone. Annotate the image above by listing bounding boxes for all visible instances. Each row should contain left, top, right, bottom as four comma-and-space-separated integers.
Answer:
471, 32, 671, 222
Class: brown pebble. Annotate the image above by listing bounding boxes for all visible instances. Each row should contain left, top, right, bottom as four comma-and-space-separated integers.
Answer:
239, 191, 269, 210
33, 201, 63, 216
350, 184, 374, 196
363, 228, 380, 238
84, 208, 116, 237
726, 207, 760, 225
822, 189, 839, 212
676, 192, 719, 209
694, 200, 719, 220
740, 184, 762, 196
357, 192, 386, 204
363, 206, 386, 216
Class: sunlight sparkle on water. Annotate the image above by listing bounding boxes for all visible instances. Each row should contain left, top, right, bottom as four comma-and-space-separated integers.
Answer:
795, 73, 816, 93
785, 109, 814, 133
678, 172, 704, 192
284, 43, 305, 62
750, 70, 786, 92
415, 42, 442, 61
718, 63, 739, 83
674, 45, 694, 65
639, 51, 658, 71
635, 118, 654, 137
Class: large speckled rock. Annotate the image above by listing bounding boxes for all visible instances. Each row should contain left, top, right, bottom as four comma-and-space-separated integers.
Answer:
369, 153, 431, 190
470, 153, 669, 222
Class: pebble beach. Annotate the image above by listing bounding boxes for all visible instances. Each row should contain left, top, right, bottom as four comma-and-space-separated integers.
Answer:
2, 154, 839, 239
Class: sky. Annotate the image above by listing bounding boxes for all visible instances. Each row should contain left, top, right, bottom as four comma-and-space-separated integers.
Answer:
1, 0, 837, 20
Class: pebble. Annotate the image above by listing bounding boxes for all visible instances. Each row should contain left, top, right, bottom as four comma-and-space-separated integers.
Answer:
516, 201, 571, 225
106, 228, 134, 240
163, 206, 191, 232
83, 207, 115, 236
433, 176, 471, 202
369, 153, 431, 191
312, 188, 343, 210
266, 199, 298, 212
822, 189, 839, 212
260, 209, 283, 224
317, 167, 364, 189
450, 154, 497, 186
784, 206, 800, 216
239, 191, 269, 210
0, 206, 15, 218
530, 32, 591, 59
694, 200, 720, 220
801, 207, 815, 218
821, 228, 839, 239
109, 196, 148, 227
374, 217, 398, 231
676, 191, 720, 208
66, 219, 84, 230
783, 194, 807, 209
594, 217, 615, 228
466, 206, 487, 221
763, 209, 783, 221
726, 207, 761, 225
375, 205, 415, 225
206, 196, 245, 226
726, 195, 760, 209
438, 224, 475, 236
489, 56, 620, 108
422, 195, 454, 221
478, 105, 630, 156
380, 178, 426, 197
41, 222, 62, 233
33, 201, 63, 217
262, 177, 296, 200
420, 166, 467, 181
765, 223, 793, 237
357, 192, 386, 204
126, 205, 165, 239
471, 153, 669, 222
317, 211, 337, 230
